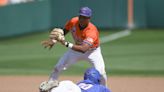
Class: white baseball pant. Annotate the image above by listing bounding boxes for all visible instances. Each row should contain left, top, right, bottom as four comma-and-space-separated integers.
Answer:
49, 47, 107, 86
50, 80, 81, 92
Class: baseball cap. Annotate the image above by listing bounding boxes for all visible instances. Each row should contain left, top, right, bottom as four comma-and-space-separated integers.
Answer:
79, 7, 92, 17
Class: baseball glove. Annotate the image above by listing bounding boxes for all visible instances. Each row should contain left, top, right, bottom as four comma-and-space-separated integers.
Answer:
41, 39, 57, 50
49, 28, 65, 42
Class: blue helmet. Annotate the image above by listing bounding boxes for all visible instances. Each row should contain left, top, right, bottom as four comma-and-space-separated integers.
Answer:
84, 68, 101, 84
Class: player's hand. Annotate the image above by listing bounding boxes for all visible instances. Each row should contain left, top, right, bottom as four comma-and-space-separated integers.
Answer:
49, 28, 65, 42
58, 40, 66, 46
41, 39, 57, 50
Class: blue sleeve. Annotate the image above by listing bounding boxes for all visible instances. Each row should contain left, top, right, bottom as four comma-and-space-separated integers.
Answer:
104, 87, 111, 92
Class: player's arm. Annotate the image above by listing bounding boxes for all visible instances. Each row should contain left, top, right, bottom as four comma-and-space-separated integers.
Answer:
104, 87, 111, 92
59, 40, 91, 53
63, 41, 90, 53
72, 43, 90, 53
61, 33, 95, 53
62, 30, 90, 53
63, 28, 69, 35
63, 17, 75, 35
62, 28, 91, 53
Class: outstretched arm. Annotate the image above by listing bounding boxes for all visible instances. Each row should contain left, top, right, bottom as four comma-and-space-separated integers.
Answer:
62, 28, 90, 53
60, 40, 90, 53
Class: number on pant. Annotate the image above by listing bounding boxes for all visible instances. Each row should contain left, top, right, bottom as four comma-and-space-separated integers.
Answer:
78, 83, 93, 90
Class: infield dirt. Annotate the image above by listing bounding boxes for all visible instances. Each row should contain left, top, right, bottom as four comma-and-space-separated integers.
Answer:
0, 76, 164, 92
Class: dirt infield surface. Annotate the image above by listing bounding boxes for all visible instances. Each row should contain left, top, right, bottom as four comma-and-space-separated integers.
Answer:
0, 76, 164, 92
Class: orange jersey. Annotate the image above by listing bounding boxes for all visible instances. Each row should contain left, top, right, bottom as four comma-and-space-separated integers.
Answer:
64, 17, 100, 48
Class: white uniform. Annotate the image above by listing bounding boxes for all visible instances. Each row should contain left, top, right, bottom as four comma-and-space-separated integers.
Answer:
50, 80, 81, 92
50, 47, 107, 86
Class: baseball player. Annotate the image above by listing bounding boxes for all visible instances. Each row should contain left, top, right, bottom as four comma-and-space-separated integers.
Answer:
41, 6, 108, 88
39, 68, 111, 92
77, 68, 110, 92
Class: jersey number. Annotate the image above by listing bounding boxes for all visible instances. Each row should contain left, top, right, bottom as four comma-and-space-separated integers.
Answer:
78, 83, 93, 90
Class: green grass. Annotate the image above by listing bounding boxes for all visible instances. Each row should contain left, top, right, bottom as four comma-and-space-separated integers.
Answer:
0, 29, 164, 76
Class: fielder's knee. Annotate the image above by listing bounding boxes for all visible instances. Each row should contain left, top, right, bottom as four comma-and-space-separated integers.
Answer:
53, 67, 59, 73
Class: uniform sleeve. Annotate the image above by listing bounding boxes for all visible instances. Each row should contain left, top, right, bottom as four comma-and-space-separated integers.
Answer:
64, 19, 74, 31
103, 87, 111, 92
83, 31, 97, 46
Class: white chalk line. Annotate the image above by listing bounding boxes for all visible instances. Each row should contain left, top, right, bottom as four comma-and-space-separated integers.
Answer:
100, 29, 131, 44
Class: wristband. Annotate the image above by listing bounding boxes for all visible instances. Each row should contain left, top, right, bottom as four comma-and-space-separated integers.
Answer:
68, 43, 73, 48
64, 42, 73, 48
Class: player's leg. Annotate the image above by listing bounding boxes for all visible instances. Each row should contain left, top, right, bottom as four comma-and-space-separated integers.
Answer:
87, 47, 108, 86
49, 49, 83, 81
50, 80, 81, 92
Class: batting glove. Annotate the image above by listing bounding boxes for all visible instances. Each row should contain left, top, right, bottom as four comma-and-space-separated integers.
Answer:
39, 80, 59, 92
